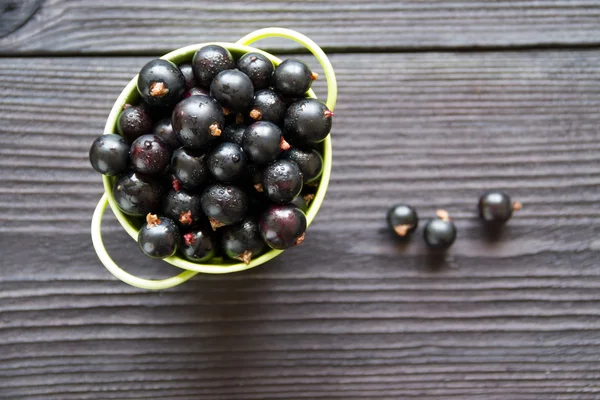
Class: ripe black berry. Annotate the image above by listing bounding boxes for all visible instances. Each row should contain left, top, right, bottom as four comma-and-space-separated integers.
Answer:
137, 59, 186, 108
290, 195, 308, 212
162, 189, 204, 228
201, 183, 248, 230
272, 59, 317, 97
130, 134, 171, 176
170, 147, 209, 191
210, 69, 254, 112
221, 123, 246, 146
117, 105, 153, 143
259, 205, 307, 250
89, 134, 129, 176
207, 142, 247, 183
249, 89, 286, 124
282, 147, 323, 184
181, 228, 216, 262
262, 159, 303, 204
237, 52, 274, 90
479, 191, 521, 224
113, 171, 162, 217
172, 95, 225, 149
423, 210, 457, 250
284, 98, 333, 145
386, 204, 418, 238
138, 213, 180, 259
222, 217, 266, 264
178, 63, 196, 90
242, 121, 287, 165
152, 118, 181, 149
184, 86, 210, 98
192, 45, 235, 88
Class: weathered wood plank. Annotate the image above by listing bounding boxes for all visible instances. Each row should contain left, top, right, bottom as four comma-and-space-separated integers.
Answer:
2, 1, 600, 54
1, 51, 600, 399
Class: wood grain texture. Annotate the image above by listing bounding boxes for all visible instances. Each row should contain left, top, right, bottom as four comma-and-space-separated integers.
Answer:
1, 51, 600, 399
2, 1, 600, 54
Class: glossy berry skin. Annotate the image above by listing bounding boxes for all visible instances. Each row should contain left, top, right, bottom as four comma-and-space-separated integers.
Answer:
112, 171, 162, 217
153, 118, 181, 149
192, 45, 235, 88
249, 89, 286, 124
138, 215, 180, 259
178, 63, 196, 90
386, 205, 418, 238
137, 59, 186, 108
201, 184, 248, 230
210, 69, 254, 112
479, 191, 514, 224
282, 147, 323, 184
237, 53, 274, 90
89, 134, 129, 176
162, 189, 204, 228
284, 98, 333, 145
170, 147, 209, 191
290, 195, 308, 212
180, 228, 216, 262
222, 217, 266, 264
172, 95, 225, 150
221, 124, 246, 146
184, 86, 210, 98
242, 121, 283, 165
207, 142, 247, 183
272, 59, 315, 97
262, 159, 303, 204
259, 205, 307, 250
117, 105, 153, 142
423, 218, 456, 250
130, 134, 171, 176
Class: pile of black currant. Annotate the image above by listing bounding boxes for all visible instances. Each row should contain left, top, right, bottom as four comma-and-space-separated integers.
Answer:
89, 45, 333, 264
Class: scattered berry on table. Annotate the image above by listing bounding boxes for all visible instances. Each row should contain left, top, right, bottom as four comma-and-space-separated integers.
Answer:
259, 205, 307, 250
478, 191, 521, 224
222, 217, 266, 264
172, 95, 225, 149
201, 183, 249, 230
210, 69, 254, 112
89, 134, 130, 176
423, 209, 457, 250
386, 204, 418, 238
170, 147, 209, 191
192, 45, 235, 88
180, 228, 216, 262
137, 59, 186, 108
249, 89, 286, 124
272, 59, 317, 97
112, 171, 163, 217
262, 159, 304, 204
237, 52, 274, 90
138, 213, 180, 259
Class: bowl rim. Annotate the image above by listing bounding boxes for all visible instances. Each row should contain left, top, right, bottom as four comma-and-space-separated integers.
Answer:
101, 42, 332, 274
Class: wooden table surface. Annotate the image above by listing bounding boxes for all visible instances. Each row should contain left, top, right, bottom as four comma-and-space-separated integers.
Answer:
2, 1, 600, 399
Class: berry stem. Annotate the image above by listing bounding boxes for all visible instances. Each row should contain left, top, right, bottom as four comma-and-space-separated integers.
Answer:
209, 217, 225, 231
149, 81, 169, 97
512, 201, 523, 211
310, 72, 318, 81
145, 213, 161, 229
280, 137, 291, 151
436, 209, 451, 222
179, 210, 193, 225
249, 108, 262, 120
323, 110, 334, 118
303, 193, 315, 204
393, 224, 412, 237
209, 123, 222, 137
183, 232, 196, 245
254, 183, 264, 193
238, 250, 253, 265
294, 233, 306, 246
172, 178, 181, 192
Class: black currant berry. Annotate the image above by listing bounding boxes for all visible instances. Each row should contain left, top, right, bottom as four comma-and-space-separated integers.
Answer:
162, 189, 204, 228
222, 217, 266, 264
178, 63, 196, 90
130, 134, 171, 175
137, 59, 186, 108
249, 89, 286, 124
259, 205, 307, 250
184, 86, 210, 98
113, 171, 162, 217
207, 142, 247, 183
221, 123, 246, 146
262, 159, 303, 204
272, 59, 317, 97
201, 184, 248, 230
172, 95, 225, 149
170, 147, 209, 191
282, 147, 323, 184
284, 98, 333, 145
181, 228, 216, 263
192, 45, 235, 88
89, 134, 129, 176
479, 191, 521, 224
210, 69, 254, 112
117, 105, 153, 143
386, 205, 418, 238
152, 118, 181, 149
290, 195, 308, 212
423, 210, 457, 250
237, 52, 274, 90
242, 121, 288, 165
138, 213, 180, 259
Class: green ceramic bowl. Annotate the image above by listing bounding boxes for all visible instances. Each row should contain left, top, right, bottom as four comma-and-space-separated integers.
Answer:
91, 28, 337, 290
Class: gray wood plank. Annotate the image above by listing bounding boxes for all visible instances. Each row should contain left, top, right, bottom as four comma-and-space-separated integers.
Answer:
1, 51, 600, 399
2, 1, 600, 54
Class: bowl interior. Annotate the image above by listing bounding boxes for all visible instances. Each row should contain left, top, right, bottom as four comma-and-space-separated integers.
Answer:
102, 42, 332, 274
